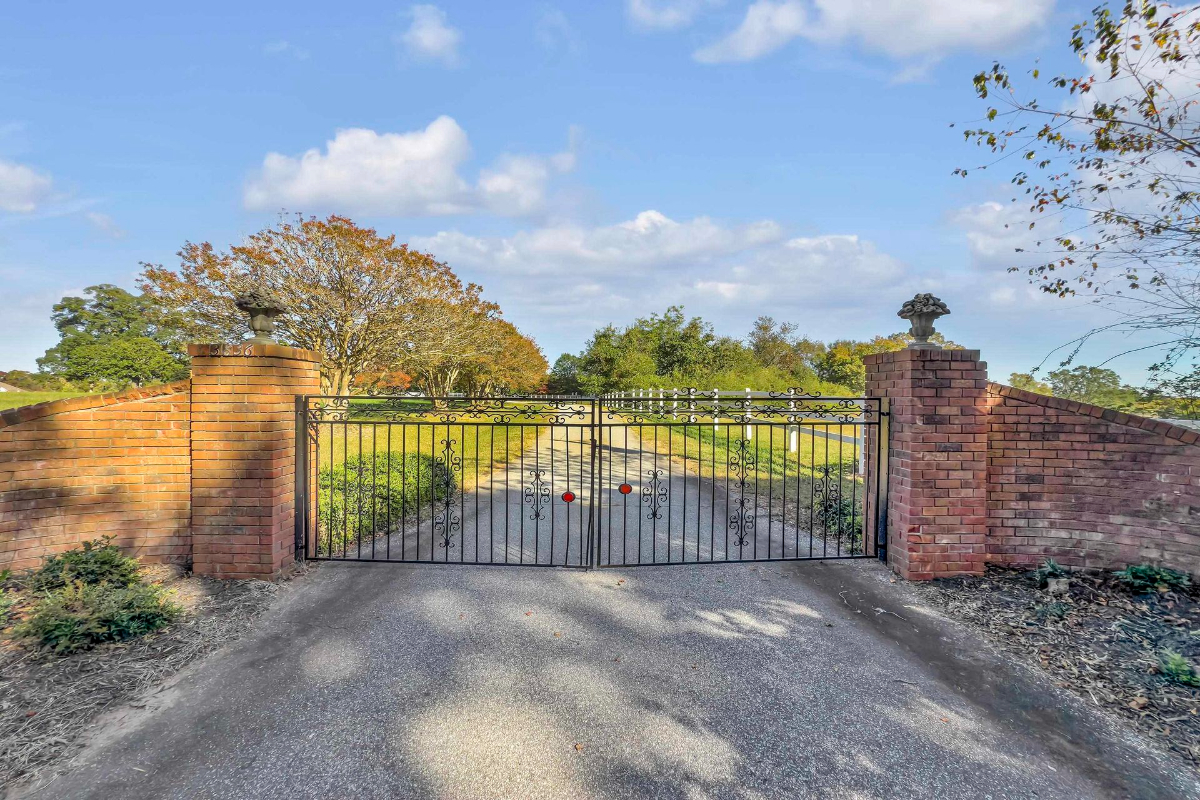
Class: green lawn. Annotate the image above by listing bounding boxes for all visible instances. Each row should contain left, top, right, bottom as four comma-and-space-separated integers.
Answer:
308, 411, 545, 556
618, 418, 870, 551
0, 391, 87, 411
312, 420, 541, 491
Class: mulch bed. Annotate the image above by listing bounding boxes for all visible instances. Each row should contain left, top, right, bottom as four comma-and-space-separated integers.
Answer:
912, 566, 1200, 767
0, 568, 284, 793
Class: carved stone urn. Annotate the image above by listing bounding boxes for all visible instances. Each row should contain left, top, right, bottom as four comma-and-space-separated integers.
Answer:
897, 293, 950, 349
234, 289, 286, 345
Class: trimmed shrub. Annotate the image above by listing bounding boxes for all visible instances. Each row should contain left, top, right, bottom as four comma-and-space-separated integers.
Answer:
26, 537, 140, 593
317, 452, 453, 554
16, 581, 181, 654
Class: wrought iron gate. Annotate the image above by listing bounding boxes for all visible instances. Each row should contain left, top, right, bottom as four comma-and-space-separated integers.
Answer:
296, 392, 888, 568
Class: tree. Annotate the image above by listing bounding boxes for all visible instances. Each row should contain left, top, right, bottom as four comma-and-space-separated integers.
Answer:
140, 214, 500, 395
457, 320, 548, 395
547, 354, 583, 395
1008, 372, 1052, 394
1046, 364, 1140, 408
813, 332, 962, 394
962, 2, 1200, 370
37, 285, 188, 389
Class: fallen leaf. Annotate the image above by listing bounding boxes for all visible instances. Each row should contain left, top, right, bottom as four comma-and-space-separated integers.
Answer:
553, 632, 562, 637
1130, 697, 1150, 710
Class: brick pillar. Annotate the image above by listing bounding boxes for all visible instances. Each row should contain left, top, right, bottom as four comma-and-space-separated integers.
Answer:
189, 343, 321, 579
863, 348, 988, 580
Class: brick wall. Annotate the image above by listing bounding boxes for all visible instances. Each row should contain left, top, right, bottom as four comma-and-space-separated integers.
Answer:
189, 343, 321, 579
987, 383, 1200, 576
863, 349, 989, 580
0, 383, 191, 573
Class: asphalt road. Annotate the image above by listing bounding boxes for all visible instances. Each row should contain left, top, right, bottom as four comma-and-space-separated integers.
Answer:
21, 560, 1196, 800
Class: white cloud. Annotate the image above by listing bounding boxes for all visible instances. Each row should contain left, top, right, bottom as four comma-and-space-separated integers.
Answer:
397, 5, 462, 66
627, 0, 722, 30
264, 40, 310, 60
0, 158, 53, 213
84, 211, 126, 239
535, 7, 583, 54
408, 211, 918, 345
694, 0, 1053, 67
949, 200, 1056, 273
243, 116, 577, 217
413, 210, 783, 277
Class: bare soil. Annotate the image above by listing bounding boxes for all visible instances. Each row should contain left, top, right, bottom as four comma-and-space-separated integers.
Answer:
0, 565, 284, 793
911, 566, 1200, 767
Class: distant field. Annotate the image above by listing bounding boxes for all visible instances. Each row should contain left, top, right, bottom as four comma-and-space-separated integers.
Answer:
0, 391, 87, 412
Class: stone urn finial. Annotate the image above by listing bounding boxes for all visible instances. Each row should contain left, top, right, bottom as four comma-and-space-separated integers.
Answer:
234, 289, 286, 345
898, 293, 950, 349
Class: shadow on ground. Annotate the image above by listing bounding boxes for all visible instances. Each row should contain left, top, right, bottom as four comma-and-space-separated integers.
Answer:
17, 561, 1198, 800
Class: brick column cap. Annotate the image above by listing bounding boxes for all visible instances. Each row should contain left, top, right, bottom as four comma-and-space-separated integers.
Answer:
187, 342, 322, 363
863, 347, 982, 366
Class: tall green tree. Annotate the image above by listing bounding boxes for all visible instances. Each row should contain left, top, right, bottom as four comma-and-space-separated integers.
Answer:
37, 285, 188, 389
1008, 372, 1052, 394
1046, 365, 1140, 408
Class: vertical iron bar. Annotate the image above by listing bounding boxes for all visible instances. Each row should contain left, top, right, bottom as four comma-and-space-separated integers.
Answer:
549, 421, 556, 566
475, 424, 480, 562
370, 424, 378, 560
851, 425, 859, 556
782, 423, 788, 559
520, 424, 526, 564
356, 424, 363, 560
401, 423, 408, 560
808, 425, 815, 558
638, 423, 645, 564
876, 399, 891, 562
294, 396, 307, 561
386, 424, 392, 560
823, 426, 830, 558
682, 423, 688, 562
724, 424, 731, 562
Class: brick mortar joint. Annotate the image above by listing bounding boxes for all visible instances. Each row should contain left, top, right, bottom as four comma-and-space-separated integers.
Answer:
987, 381, 1199, 446
0, 381, 191, 430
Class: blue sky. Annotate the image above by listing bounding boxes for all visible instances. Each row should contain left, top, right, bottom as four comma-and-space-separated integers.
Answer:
0, 1, 1163, 382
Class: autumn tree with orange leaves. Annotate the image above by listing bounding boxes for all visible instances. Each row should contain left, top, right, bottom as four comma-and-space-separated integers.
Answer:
458, 319, 549, 395
140, 214, 540, 395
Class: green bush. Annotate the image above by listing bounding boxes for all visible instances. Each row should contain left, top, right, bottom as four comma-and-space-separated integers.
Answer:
26, 537, 141, 593
317, 452, 453, 554
1035, 558, 1069, 587
16, 581, 181, 654
1115, 564, 1191, 594
0, 589, 14, 627
1160, 650, 1200, 687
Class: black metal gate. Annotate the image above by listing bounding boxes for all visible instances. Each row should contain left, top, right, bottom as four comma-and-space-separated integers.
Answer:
296, 391, 888, 568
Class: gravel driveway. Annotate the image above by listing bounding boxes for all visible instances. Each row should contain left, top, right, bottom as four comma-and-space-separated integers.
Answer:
17, 560, 1197, 800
